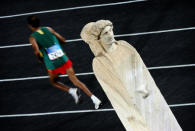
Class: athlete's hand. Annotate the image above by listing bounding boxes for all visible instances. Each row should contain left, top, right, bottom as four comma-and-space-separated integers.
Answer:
29, 36, 43, 63
37, 52, 44, 63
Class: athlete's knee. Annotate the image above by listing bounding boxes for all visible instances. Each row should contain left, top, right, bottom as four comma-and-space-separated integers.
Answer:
71, 79, 80, 86
49, 78, 57, 86
70, 77, 82, 87
50, 81, 56, 87
73, 79, 86, 89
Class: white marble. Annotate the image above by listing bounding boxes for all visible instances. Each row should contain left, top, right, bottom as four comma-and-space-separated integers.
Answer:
81, 20, 182, 131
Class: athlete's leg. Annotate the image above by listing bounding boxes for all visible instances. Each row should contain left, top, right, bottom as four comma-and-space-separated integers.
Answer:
66, 67, 92, 97
48, 72, 70, 92
66, 67, 102, 109
48, 71, 80, 103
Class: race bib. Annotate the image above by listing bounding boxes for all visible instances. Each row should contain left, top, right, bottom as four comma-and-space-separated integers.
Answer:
46, 44, 64, 60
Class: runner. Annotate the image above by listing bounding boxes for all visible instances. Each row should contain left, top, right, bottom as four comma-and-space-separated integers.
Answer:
27, 15, 101, 109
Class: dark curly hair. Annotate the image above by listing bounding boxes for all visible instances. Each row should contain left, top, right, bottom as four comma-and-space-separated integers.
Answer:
27, 15, 40, 28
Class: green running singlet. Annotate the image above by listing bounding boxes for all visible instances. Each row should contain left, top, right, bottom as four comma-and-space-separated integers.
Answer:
31, 27, 68, 70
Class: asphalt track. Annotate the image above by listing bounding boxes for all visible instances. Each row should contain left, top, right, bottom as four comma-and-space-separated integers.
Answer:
0, 0, 195, 131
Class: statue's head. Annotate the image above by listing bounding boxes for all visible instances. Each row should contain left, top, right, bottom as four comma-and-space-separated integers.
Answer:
99, 25, 115, 46
81, 20, 115, 56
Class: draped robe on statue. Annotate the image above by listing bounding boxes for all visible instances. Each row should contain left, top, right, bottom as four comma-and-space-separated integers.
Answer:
81, 20, 182, 131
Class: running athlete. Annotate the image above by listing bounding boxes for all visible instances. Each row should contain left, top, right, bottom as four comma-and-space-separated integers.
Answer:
27, 15, 101, 109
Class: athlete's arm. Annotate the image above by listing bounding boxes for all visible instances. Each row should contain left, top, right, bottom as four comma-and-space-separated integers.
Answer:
29, 36, 43, 63
47, 27, 66, 43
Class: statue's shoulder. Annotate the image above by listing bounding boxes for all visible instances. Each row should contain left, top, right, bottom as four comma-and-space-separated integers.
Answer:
117, 40, 136, 51
92, 55, 109, 69
92, 57, 107, 75
92, 57, 102, 67
93, 57, 99, 64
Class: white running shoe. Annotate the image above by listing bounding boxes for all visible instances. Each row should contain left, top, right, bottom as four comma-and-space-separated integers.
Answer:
69, 88, 80, 104
91, 95, 102, 109
94, 99, 102, 109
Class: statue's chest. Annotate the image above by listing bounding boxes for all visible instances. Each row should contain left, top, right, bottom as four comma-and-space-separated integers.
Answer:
103, 46, 136, 89
108, 47, 133, 70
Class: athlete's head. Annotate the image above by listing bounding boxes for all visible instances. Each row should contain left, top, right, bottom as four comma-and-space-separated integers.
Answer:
27, 15, 40, 31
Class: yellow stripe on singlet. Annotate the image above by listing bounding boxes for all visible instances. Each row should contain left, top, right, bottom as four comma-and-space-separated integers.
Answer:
37, 29, 44, 35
